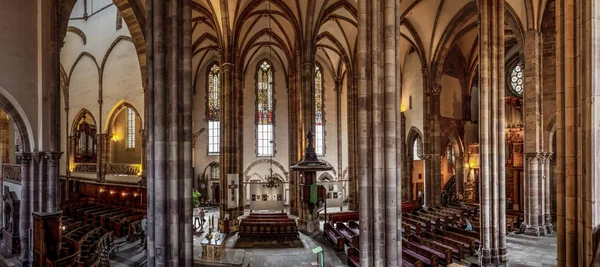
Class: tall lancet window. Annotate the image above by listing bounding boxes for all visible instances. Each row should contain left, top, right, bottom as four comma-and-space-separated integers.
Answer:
126, 108, 135, 149
207, 63, 221, 155
315, 65, 324, 155
257, 61, 274, 156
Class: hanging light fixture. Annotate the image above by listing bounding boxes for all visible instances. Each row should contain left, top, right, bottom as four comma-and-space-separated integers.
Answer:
264, 140, 280, 188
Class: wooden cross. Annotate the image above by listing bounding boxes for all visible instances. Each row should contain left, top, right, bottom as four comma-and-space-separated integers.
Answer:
229, 180, 238, 201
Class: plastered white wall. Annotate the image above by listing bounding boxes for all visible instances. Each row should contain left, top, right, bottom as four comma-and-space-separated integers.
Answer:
440, 75, 463, 120
402, 52, 424, 138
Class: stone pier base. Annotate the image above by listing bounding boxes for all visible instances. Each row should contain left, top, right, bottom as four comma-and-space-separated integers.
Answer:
524, 225, 542, 236
298, 218, 320, 234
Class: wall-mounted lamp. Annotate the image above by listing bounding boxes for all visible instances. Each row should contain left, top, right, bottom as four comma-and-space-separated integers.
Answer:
401, 104, 407, 112
121, 192, 128, 197
110, 190, 115, 195
133, 193, 139, 197
99, 188, 105, 193
111, 134, 120, 141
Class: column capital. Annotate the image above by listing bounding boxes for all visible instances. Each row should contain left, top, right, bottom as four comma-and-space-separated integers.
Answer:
45, 151, 64, 165
421, 68, 429, 75
525, 152, 543, 162
16, 152, 32, 164
430, 84, 442, 95
221, 62, 234, 71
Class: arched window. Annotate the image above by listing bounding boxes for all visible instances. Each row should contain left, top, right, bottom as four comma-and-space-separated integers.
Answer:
315, 65, 324, 155
413, 139, 420, 160
210, 164, 219, 180
257, 61, 274, 156
207, 63, 220, 155
126, 108, 135, 149
510, 61, 524, 95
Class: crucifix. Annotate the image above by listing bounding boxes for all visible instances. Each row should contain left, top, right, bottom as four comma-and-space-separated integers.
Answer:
228, 180, 238, 202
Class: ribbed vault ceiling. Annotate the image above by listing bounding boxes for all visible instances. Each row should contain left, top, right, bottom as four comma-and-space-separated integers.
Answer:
192, 0, 357, 79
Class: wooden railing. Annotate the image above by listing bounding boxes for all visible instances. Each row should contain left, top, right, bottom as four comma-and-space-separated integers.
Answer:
107, 163, 141, 176
45, 236, 81, 267
2, 164, 22, 183
73, 163, 98, 173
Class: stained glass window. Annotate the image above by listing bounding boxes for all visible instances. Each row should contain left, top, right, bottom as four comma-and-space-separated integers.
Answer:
315, 65, 324, 155
510, 62, 524, 95
257, 61, 274, 156
208, 63, 220, 154
126, 108, 135, 149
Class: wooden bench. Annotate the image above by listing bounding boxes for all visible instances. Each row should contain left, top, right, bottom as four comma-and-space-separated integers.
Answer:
328, 211, 359, 224
421, 231, 466, 258
407, 235, 453, 265
433, 229, 476, 254
335, 222, 359, 246
444, 226, 480, 242
347, 247, 360, 267
403, 246, 438, 267
402, 249, 424, 267
323, 223, 345, 251
239, 216, 299, 241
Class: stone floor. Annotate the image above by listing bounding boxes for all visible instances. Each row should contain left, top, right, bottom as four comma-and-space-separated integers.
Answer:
504, 233, 557, 267
105, 207, 559, 267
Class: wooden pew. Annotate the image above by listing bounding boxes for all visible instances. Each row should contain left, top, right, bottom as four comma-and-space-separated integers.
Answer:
347, 247, 360, 267
421, 231, 466, 259
407, 235, 453, 265
328, 211, 359, 224
323, 223, 345, 251
335, 222, 359, 246
433, 229, 476, 254
402, 249, 424, 267
402, 239, 439, 267
444, 226, 480, 242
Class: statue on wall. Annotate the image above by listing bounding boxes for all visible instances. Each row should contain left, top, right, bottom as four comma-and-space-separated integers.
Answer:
1, 191, 19, 255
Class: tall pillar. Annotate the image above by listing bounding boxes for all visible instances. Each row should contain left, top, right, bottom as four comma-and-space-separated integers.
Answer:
429, 85, 442, 206
543, 153, 553, 233
357, 0, 400, 265
145, 0, 193, 266
555, 0, 598, 264
46, 152, 63, 213
524, 153, 542, 235
17, 152, 31, 266
218, 62, 243, 229
456, 154, 465, 199
479, 0, 507, 264
523, 29, 547, 235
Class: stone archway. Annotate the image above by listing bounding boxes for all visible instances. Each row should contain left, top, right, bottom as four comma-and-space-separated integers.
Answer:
406, 126, 424, 202
0, 87, 35, 264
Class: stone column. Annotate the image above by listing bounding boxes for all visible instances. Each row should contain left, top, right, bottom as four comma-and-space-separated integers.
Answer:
554, 0, 600, 264
543, 153, 553, 233
46, 152, 63, 213
429, 85, 442, 206
17, 152, 31, 266
524, 153, 541, 235
479, 0, 507, 264
456, 154, 465, 199
523, 29, 546, 235
218, 62, 243, 229
145, 0, 193, 266
335, 77, 342, 180
36, 153, 47, 212
357, 0, 400, 265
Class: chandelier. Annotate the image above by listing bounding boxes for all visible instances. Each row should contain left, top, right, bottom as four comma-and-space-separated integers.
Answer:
263, 140, 280, 189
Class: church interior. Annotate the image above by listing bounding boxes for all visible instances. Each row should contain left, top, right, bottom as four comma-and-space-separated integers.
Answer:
0, 0, 597, 266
